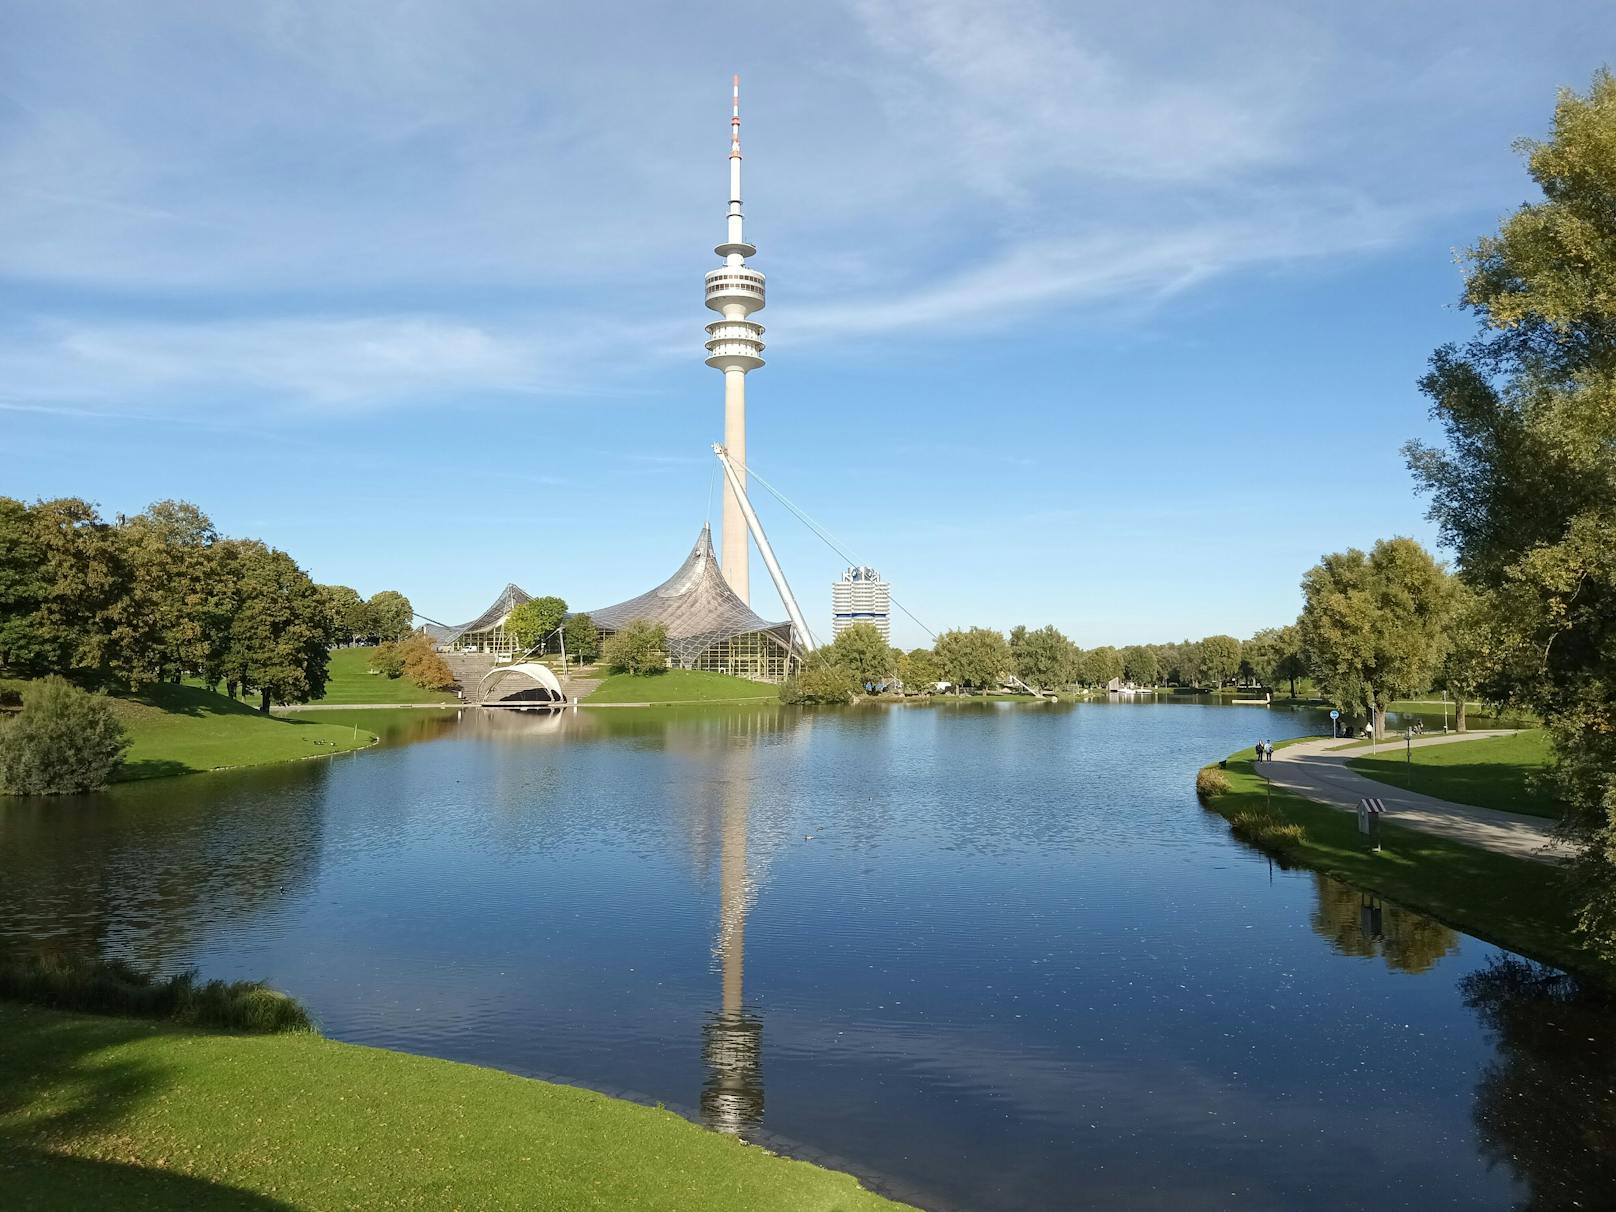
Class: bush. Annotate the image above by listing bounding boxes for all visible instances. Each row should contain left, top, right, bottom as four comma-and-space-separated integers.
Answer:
1228, 808, 1306, 855
0, 676, 130, 794
1195, 766, 1232, 798
780, 655, 861, 705
396, 633, 455, 690
601, 620, 669, 675
0, 954, 314, 1033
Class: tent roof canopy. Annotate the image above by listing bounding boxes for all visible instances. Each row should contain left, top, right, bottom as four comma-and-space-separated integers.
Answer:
432, 583, 532, 646
582, 525, 790, 653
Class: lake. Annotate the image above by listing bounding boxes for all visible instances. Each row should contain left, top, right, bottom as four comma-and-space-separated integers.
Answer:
2, 700, 1610, 1210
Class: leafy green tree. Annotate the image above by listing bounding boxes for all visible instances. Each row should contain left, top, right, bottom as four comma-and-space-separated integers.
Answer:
1122, 644, 1160, 687
1080, 644, 1123, 688
1435, 583, 1496, 733
1403, 71, 1616, 955
600, 620, 669, 675
897, 646, 941, 693
1298, 538, 1451, 738
117, 500, 226, 685
1011, 624, 1077, 689
221, 541, 332, 713
934, 627, 1011, 691
505, 596, 568, 651
1199, 635, 1242, 689
0, 497, 54, 677
371, 640, 404, 679
364, 590, 414, 643
563, 613, 602, 663
318, 584, 366, 645
827, 622, 896, 688
27, 498, 130, 681
1242, 626, 1305, 695
0, 676, 130, 794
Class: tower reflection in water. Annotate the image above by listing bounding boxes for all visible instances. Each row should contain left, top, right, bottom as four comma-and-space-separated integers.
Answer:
699, 718, 772, 1136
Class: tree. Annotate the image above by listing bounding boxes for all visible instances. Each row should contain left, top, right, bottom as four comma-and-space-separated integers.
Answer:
1298, 538, 1451, 739
371, 640, 404, 679
1402, 71, 1616, 955
1199, 635, 1242, 689
505, 596, 568, 651
563, 613, 602, 664
116, 500, 228, 685
318, 584, 366, 646
933, 627, 1010, 691
0, 676, 130, 794
1080, 644, 1122, 688
26, 498, 130, 681
826, 622, 896, 688
1011, 624, 1078, 690
897, 647, 941, 693
364, 590, 414, 642
1122, 644, 1160, 687
0, 497, 54, 677
1436, 583, 1495, 733
221, 541, 332, 713
600, 620, 669, 675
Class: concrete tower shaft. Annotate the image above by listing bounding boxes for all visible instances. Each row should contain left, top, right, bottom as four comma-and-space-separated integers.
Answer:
705, 75, 764, 603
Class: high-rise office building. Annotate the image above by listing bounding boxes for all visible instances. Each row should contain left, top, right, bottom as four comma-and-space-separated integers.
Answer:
831, 566, 891, 641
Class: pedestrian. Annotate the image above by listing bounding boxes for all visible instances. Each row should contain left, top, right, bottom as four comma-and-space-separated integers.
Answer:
1256, 738, 1265, 762
1263, 739, 1274, 762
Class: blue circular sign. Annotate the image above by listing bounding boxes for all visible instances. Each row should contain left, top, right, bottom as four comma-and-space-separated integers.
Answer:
1329, 709, 1340, 720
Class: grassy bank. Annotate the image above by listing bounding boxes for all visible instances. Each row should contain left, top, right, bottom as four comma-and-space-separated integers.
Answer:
1197, 747, 1610, 984
313, 647, 459, 705
1346, 730, 1563, 820
0, 681, 382, 782
585, 669, 777, 705
0, 1002, 909, 1211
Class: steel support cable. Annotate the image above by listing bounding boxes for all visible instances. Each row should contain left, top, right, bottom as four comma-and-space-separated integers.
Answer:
723, 452, 937, 642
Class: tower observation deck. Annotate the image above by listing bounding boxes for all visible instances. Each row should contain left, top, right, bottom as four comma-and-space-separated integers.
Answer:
705, 75, 764, 604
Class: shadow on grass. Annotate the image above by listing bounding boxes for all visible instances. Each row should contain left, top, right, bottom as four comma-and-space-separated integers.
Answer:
0, 1005, 295, 1211
114, 759, 197, 782
1347, 755, 1566, 821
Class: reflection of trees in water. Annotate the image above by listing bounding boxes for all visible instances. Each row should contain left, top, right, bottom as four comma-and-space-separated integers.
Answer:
1461, 957, 1616, 1210
0, 763, 327, 970
1309, 874, 1459, 974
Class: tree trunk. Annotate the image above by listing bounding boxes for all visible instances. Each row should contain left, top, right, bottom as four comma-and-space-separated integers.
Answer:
1373, 703, 1387, 741
1288, 673, 1298, 699
1456, 699, 1467, 733
259, 688, 270, 715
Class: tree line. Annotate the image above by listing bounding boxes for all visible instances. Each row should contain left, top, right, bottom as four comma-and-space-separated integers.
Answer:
0, 496, 414, 712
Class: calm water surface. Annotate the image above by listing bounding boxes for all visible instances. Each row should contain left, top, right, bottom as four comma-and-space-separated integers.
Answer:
3, 701, 1611, 1210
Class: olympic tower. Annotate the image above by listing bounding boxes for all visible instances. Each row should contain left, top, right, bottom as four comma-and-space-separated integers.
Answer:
704, 75, 765, 604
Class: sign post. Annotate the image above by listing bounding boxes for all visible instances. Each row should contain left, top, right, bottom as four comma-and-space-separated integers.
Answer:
1329, 708, 1340, 738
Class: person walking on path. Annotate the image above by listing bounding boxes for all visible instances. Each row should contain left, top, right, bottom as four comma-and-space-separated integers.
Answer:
1256, 738, 1266, 762
1263, 740, 1274, 762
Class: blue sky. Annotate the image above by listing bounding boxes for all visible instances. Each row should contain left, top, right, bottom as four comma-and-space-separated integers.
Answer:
2, 1, 1608, 647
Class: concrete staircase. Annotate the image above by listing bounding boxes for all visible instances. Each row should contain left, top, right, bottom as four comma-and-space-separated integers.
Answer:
441, 652, 496, 703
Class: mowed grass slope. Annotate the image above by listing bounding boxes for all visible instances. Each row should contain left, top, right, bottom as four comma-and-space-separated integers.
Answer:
1346, 730, 1565, 820
108, 684, 377, 780
314, 647, 460, 705
586, 669, 776, 705
0, 1003, 910, 1212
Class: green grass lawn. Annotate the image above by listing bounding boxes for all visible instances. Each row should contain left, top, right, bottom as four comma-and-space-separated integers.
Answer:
313, 647, 460, 705
585, 669, 777, 705
1346, 729, 1565, 820
107, 684, 379, 780
1200, 748, 1609, 984
0, 1002, 908, 1212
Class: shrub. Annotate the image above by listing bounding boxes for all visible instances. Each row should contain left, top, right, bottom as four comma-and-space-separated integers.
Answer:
1228, 808, 1306, 855
0, 954, 314, 1033
1195, 766, 1232, 798
395, 633, 454, 690
0, 677, 130, 794
780, 655, 861, 704
601, 620, 669, 674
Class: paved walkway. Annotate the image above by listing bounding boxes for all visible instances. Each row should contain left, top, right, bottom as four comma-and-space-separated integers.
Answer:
273, 702, 463, 712
1257, 731, 1572, 864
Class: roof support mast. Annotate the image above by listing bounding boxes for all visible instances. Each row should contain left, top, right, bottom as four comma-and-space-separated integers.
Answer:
712, 444, 817, 652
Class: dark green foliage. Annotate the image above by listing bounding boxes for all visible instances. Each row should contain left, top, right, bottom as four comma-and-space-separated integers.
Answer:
1010, 624, 1078, 689
824, 622, 896, 688
563, 613, 602, 663
363, 590, 414, 642
506, 596, 569, 650
780, 653, 860, 704
601, 620, 669, 674
0, 676, 129, 794
0, 953, 313, 1033
934, 626, 1011, 690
